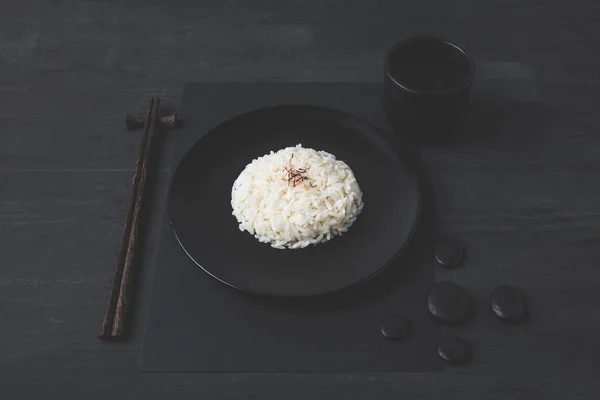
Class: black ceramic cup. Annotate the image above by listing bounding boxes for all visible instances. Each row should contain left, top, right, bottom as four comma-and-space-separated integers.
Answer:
383, 36, 475, 144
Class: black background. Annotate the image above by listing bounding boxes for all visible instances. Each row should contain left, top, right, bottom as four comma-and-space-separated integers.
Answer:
1, 0, 600, 398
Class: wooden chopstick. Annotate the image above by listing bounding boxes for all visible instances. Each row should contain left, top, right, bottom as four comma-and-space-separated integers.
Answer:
111, 97, 161, 339
99, 97, 160, 340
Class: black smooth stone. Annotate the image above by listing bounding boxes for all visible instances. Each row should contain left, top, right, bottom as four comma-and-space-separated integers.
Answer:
434, 236, 464, 268
427, 281, 472, 325
381, 315, 412, 341
490, 285, 527, 324
437, 335, 471, 365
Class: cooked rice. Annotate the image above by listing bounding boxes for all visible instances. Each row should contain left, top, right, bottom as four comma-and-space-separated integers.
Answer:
231, 144, 364, 249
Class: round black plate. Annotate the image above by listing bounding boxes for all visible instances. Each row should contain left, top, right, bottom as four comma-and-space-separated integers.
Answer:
168, 105, 421, 297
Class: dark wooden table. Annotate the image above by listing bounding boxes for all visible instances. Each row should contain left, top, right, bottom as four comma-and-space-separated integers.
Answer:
2, 1, 599, 398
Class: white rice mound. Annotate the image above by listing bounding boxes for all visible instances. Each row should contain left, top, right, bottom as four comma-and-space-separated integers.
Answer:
231, 144, 364, 249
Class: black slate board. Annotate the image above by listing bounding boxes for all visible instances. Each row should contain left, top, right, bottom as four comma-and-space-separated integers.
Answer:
140, 83, 442, 372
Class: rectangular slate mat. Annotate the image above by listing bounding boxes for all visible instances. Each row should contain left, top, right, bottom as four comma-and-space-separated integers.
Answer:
140, 83, 442, 372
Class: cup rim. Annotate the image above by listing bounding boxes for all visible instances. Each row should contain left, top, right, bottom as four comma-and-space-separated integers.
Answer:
384, 36, 476, 96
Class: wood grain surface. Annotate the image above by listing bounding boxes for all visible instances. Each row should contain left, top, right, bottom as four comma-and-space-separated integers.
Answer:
1, 0, 600, 398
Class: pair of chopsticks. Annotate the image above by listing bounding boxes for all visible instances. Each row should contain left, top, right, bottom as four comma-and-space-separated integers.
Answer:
99, 97, 164, 341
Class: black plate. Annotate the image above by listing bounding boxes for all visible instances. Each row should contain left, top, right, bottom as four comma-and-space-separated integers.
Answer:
168, 105, 421, 297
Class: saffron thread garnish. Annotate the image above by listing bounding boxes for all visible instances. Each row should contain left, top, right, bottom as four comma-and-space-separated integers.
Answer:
282, 153, 313, 188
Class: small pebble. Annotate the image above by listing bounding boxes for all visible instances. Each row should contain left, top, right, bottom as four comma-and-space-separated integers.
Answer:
428, 281, 472, 325
438, 335, 471, 364
381, 315, 412, 341
490, 285, 527, 324
434, 236, 465, 268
